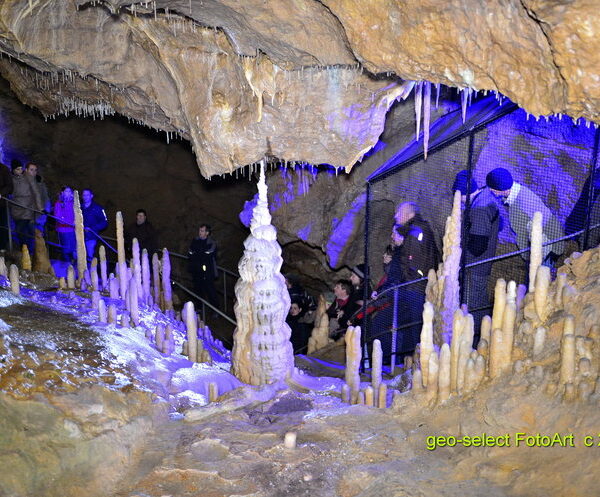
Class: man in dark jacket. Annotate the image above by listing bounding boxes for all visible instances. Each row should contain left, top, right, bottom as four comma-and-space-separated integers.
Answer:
188, 224, 219, 311
11, 162, 43, 254
0, 162, 13, 250
81, 189, 108, 261
125, 209, 157, 258
452, 170, 501, 335
371, 202, 440, 363
326, 279, 358, 340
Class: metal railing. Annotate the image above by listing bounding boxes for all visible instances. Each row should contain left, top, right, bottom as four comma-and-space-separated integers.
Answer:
359, 223, 600, 372
0, 196, 239, 329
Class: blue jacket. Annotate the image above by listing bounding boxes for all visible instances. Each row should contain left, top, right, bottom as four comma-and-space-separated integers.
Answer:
82, 201, 108, 240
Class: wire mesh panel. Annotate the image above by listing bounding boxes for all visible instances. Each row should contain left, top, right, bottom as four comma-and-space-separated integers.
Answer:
365, 99, 600, 367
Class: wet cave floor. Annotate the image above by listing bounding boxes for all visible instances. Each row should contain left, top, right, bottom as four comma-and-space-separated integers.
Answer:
0, 296, 598, 497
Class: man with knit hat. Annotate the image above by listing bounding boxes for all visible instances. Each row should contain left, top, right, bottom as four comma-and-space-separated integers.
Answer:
486, 167, 565, 268
453, 170, 501, 336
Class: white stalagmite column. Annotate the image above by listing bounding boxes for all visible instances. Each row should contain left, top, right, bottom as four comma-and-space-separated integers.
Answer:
450, 309, 464, 392
162, 248, 173, 311
0, 257, 7, 277
480, 315, 492, 344
529, 211, 543, 293
438, 343, 451, 402
128, 277, 139, 326
99, 245, 108, 291
534, 265, 551, 322
9, 264, 19, 295
345, 327, 363, 399
489, 328, 504, 379
21, 245, 31, 271
90, 258, 99, 292
491, 279, 507, 331
67, 264, 75, 289
98, 298, 107, 323
371, 339, 382, 392
152, 252, 161, 305
560, 315, 576, 385
116, 212, 128, 300
501, 302, 516, 366
231, 161, 294, 385
132, 238, 143, 301
73, 191, 87, 283
184, 301, 197, 363
141, 249, 151, 304
420, 302, 434, 387
436, 191, 462, 345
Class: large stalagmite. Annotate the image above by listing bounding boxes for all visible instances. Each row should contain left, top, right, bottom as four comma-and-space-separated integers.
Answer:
231, 162, 294, 385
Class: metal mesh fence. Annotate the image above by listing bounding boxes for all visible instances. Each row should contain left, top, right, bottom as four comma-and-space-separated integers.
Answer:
364, 102, 600, 367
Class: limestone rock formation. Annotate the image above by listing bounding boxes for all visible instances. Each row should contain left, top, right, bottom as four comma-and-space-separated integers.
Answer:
0, 0, 598, 178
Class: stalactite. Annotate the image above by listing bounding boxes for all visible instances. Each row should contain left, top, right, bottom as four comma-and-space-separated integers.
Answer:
423, 81, 431, 159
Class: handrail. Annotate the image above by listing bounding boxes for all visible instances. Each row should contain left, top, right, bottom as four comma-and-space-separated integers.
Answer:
3, 197, 118, 254
172, 280, 237, 328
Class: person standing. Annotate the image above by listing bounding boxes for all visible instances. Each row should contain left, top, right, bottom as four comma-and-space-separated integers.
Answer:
81, 188, 108, 261
53, 186, 76, 263
0, 162, 13, 251
486, 168, 565, 270
11, 162, 43, 254
452, 170, 501, 336
125, 209, 157, 258
188, 224, 219, 312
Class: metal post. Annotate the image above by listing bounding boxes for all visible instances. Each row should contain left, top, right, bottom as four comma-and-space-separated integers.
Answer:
6, 198, 12, 252
361, 181, 372, 371
460, 131, 475, 304
582, 127, 600, 251
390, 287, 399, 373
223, 271, 227, 312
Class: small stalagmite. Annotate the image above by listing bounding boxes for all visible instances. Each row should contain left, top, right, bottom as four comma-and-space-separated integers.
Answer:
364, 386, 374, 407
533, 327, 546, 358
128, 277, 140, 326
67, 264, 75, 289
491, 279, 506, 331
0, 256, 7, 277
90, 259, 99, 292
341, 384, 351, 404
480, 315, 492, 345
99, 245, 108, 291
307, 295, 331, 354
345, 326, 362, 402
155, 324, 165, 351
33, 229, 52, 274
371, 339, 382, 392
73, 191, 87, 283
456, 340, 471, 394
438, 343, 451, 402
208, 382, 219, 403
58, 277, 66, 290
450, 309, 464, 392
184, 301, 197, 363
132, 238, 143, 301
152, 252, 161, 306
116, 211, 128, 300
91, 290, 100, 310
21, 244, 31, 271
489, 328, 504, 379
420, 302, 434, 387
559, 316, 576, 385
9, 264, 19, 295
425, 352, 439, 405
108, 274, 119, 299
162, 248, 173, 311
141, 249, 151, 305
501, 302, 516, 366
528, 211, 543, 293
107, 303, 117, 324
534, 265, 551, 322
98, 298, 107, 323
378, 383, 388, 408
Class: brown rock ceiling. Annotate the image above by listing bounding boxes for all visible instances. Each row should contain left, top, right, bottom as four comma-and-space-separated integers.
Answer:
0, 0, 598, 177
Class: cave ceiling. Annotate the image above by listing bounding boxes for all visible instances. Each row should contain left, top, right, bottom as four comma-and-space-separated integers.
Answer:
0, 0, 598, 177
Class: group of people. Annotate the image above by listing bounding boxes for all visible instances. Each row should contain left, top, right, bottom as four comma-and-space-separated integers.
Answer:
359, 166, 566, 365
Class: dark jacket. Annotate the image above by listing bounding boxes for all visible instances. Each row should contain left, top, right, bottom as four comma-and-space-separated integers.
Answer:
125, 221, 157, 257
11, 174, 43, 221
82, 201, 108, 240
188, 237, 218, 279
383, 213, 440, 294
0, 165, 13, 197
326, 296, 359, 334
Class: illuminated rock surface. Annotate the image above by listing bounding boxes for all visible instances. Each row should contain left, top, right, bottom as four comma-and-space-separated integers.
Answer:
0, 0, 598, 177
